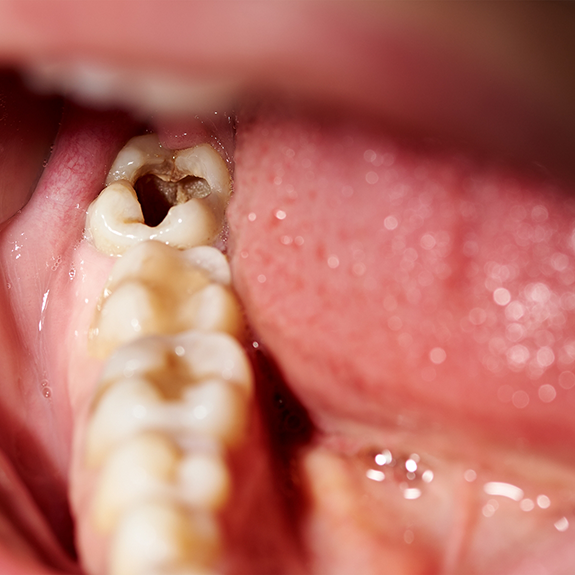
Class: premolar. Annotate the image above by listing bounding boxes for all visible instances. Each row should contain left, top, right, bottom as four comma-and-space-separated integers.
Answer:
85, 134, 231, 256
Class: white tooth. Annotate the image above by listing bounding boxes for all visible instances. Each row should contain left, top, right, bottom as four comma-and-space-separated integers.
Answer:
85, 181, 218, 256
92, 432, 180, 533
86, 377, 163, 468
173, 331, 253, 396
100, 335, 170, 386
182, 246, 232, 286
86, 134, 231, 256
181, 284, 244, 339
177, 452, 231, 510
158, 379, 249, 447
26, 59, 237, 116
109, 500, 220, 575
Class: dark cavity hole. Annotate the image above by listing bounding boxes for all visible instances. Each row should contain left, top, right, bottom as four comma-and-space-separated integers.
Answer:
134, 174, 211, 227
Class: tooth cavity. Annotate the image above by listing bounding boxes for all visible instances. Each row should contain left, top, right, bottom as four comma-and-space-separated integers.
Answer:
89, 241, 243, 358
86, 134, 231, 256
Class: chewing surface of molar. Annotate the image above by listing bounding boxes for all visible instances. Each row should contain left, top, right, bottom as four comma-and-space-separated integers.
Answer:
86, 134, 231, 256
89, 241, 244, 358
85, 328, 253, 465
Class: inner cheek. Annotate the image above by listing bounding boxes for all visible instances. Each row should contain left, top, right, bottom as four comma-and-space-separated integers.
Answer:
227, 102, 575, 453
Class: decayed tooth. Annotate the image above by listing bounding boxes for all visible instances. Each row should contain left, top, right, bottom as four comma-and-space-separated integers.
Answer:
86, 134, 231, 256
86, 180, 218, 255
108, 500, 220, 575
92, 432, 181, 533
89, 241, 243, 358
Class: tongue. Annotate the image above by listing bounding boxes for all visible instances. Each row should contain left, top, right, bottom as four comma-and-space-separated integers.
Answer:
227, 101, 575, 459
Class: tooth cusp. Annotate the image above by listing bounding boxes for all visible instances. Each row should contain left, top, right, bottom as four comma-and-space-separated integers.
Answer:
89, 241, 243, 359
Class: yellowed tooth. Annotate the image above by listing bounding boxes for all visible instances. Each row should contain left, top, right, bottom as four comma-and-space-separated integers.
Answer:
92, 432, 181, 534
89, 241, 243, 359
86, 134, 231, 256
108, 500, 220, 575
100, 331, 253, 398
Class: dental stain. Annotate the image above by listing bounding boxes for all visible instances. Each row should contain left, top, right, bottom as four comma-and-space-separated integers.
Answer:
134, 173, 211, 228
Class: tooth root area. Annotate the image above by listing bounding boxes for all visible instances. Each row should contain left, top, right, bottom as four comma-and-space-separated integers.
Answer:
87, 135, 231, 256
108, 500, 220, 575
89, 242, 243, 359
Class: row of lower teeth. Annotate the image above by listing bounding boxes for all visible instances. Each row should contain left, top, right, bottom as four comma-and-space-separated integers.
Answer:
78, 135, 248, 575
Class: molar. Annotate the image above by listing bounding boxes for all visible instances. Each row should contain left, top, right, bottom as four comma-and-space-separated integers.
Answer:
86, 134, 231, 256
89, 241, 243, 358
86, 330, 253, 466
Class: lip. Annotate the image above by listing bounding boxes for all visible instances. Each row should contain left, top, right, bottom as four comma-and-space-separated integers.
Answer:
1, 2, 575, 183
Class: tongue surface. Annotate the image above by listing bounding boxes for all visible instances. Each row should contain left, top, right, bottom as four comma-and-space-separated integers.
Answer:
228, 102, 575, 458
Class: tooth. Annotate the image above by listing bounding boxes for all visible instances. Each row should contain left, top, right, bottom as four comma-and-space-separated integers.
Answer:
100, 331, 253, 397
87, 331, 253, 466
89, 242, 243, 358
177, 452, 231, 511
86, 134, 231, 256
180, 283, 244, 339
85, 180, 218, 256
166, 378, 249, 447
92, 432, 181, 534
86, 377, 163, 467
108, 500, 220, 575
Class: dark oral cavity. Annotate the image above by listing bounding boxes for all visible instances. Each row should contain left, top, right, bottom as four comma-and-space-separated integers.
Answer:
1, 74, 575, 574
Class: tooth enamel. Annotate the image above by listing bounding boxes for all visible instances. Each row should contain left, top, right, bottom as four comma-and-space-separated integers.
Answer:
180, 283, 244, 339
108, 500, 220, 575
89, 242, 243, 358
170, 378, 249, 447
100, 331, 253, 397
92, 280, 167, 355
177, 452, 231, 510
86, 377, 163, 467
92, 432, 181, 533
85, 180, 218, 256
87, 331, 253, 466
86, 135, 231, 256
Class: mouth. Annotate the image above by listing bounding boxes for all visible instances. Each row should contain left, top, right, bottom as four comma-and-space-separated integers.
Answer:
1, 4, 575, 575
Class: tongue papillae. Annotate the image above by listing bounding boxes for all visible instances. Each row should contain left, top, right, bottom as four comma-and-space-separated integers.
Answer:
228, 102, 575, 456
2, 86, 575, 574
